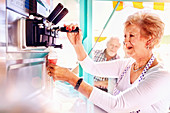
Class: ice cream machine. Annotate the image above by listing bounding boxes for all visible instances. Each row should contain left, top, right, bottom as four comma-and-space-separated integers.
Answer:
0, 0, 78, 111
25, 1, 79, 48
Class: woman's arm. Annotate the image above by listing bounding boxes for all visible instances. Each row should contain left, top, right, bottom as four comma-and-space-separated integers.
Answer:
65, 24, 122, 78
66, 24, 87, 61
79, 56, 129, 78
89, 70, 170, 112
47, 63, 93, 98
47, 60, 170, 112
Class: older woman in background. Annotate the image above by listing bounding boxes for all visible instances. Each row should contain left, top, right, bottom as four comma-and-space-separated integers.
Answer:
47, 12, 170, 113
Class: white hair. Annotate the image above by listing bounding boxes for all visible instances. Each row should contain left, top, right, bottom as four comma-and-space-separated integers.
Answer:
106, 37, 121, 45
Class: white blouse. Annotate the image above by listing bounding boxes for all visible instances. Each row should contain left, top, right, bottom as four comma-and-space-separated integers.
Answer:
79, 56, 170, 113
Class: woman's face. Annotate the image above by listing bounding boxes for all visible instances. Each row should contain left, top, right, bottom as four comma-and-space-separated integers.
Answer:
124, 25, 148, 58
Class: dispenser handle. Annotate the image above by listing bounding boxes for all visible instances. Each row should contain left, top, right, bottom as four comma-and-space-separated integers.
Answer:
47, 3, 64, 22
52, 8, 68, 25
60, 27, 79, 32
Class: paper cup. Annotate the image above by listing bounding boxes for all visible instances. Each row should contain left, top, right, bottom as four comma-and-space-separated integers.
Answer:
48, 58, 57, 65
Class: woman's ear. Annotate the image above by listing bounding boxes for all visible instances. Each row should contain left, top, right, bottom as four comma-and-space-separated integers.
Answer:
146, 37, 153, 49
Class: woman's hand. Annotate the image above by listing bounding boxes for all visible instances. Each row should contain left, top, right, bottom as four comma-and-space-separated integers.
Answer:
64, 23, 87, 61
65, 24, 83, 47
47, 64, 93, 99
47, 63, 81, 90
47, 63, 72, 82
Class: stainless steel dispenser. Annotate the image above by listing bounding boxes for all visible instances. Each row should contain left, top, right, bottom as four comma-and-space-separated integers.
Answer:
25, 1, 78, 49
0, 0, 78, 112
0, 0, 52, 103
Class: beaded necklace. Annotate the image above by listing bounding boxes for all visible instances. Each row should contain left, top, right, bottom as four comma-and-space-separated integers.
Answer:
116, 54, 155, 86
113, 55, 156, 112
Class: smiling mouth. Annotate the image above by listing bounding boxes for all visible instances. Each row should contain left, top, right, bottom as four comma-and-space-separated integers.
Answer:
127, 47, 133, 49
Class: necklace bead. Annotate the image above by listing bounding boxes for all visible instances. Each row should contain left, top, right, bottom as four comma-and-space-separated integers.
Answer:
139, 55, 155, 82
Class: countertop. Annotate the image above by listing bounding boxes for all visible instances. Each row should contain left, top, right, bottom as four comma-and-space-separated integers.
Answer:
44, 81, 107, 113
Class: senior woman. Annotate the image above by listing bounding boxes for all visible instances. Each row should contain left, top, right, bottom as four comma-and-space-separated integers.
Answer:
47, 12, 170, 113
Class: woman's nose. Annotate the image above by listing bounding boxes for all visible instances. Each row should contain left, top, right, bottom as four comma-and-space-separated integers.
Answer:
123, 41, 127, 46
123, 40, 131, 47
124, 37, 130, 44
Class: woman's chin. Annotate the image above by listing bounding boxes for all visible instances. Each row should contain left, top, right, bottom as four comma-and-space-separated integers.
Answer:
126, 51, 135, 58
